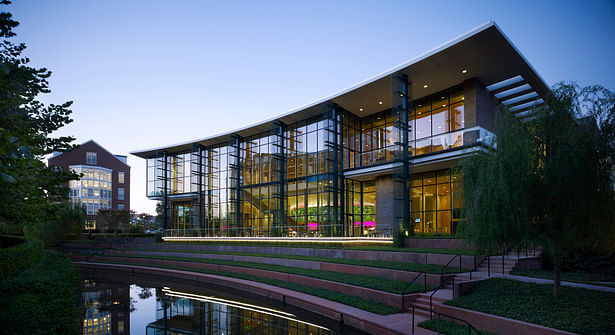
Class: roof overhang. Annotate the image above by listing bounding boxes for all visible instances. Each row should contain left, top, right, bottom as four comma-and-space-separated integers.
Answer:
131, 21, 549, 159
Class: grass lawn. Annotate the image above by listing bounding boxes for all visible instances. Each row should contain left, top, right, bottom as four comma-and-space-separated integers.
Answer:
511, 269, 615, 288
126, 248, 470, 274
97, 259, 401, 315
99, 253, 430, 294
445, 278, 615, 335
419, 319, 496, 335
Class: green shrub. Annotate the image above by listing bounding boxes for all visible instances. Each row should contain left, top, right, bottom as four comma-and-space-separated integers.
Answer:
0, 234, 25, 248
0, 251, 80, 335
0, 240, 44, 280
393, 231, 406, 248
542, 248, 615, 275
155, 232, 163, 242
129, 225, 144, 234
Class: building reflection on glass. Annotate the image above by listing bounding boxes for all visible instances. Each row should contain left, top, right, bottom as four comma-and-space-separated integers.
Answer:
81, 279, 130, 335
146, 287, 336, 335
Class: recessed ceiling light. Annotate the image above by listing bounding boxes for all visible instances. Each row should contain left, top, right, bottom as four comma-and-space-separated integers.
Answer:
423, 84, 428, 88
418, 104, 422, 107
441, 96, 445, 99
378, 101, 383, 105
359, 108, 363, 112
462, 69, 467, 74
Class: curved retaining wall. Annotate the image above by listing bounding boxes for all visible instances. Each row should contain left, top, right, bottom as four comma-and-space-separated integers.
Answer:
129, 243, 478, 269
75, 262, 414, 335
108, 249, 445, 287
91, 255, 415, 309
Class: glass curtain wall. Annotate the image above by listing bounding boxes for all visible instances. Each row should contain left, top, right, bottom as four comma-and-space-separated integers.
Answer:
69, 165, 112, 215
148, 84, 467, 237
410, 168, 463, 234
410, 86, 464, 156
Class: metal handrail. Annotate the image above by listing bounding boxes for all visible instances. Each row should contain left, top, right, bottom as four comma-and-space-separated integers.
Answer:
401, 272, 427, 311
433, 310, 483, 335
429, 275, 453, 319
411, 299, 483, 334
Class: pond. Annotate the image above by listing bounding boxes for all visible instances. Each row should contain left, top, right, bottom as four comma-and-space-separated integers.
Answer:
79, 269, 368, 335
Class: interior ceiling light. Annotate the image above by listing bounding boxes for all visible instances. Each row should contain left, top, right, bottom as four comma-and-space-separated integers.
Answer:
378, 101, 383, 105
462, 69, 468, 74
359, 108, 363, 112
423, 84, 428, 88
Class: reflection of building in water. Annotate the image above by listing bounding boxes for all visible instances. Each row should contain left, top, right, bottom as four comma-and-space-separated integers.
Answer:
81, 279, 130, 335
146, 287, 335, 335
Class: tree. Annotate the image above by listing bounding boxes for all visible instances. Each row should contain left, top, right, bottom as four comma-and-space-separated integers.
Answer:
0, 1, 78, 233
462, 82, 615, 298
23, 203, 85, 246
98, 209, 132, 239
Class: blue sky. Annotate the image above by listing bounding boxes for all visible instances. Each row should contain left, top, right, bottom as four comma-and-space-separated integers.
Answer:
7, 0, 614, 214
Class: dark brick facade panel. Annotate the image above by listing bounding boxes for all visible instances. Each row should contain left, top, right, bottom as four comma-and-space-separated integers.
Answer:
464, 77, 500, 132
48, 140, 130, 212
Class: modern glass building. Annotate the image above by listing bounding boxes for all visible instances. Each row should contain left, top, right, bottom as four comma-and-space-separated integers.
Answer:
132, 22, 548, 240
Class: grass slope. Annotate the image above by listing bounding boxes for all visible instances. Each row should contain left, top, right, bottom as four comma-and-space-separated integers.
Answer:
445, 278, 615, 335
125, 248, 469, 274
511, 269, 615, 288
100, 253, 429, 294
98, 259, 401, 315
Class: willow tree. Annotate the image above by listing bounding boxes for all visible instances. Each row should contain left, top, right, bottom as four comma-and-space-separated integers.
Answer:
462, 82, 615, 298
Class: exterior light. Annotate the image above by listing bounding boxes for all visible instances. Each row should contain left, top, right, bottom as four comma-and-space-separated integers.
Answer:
359, 108, 363, 112
423, 84, 428, 88
442, 104, 446, 107
462, 69, 467, 74
378, 101, 383, 105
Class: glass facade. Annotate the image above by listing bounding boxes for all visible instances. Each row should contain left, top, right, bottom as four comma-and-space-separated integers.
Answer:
70, 165, 112, 215
410, 168, 464, 234
147, 84, 473, 237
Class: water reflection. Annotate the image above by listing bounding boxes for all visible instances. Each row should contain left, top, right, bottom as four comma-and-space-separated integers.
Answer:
79, 272, 353, 335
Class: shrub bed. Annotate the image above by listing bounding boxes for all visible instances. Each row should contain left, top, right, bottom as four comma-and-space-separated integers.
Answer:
0, 250, 80, 334
445, 278, 615, 335
0, 240, 44, 280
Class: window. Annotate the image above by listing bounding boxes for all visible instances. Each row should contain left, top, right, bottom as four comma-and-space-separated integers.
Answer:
86, 152, 97, 165
118, 188, 124, 201
118, 204, 124, 210
85, 220, 96, 230
118, 172, 125, 184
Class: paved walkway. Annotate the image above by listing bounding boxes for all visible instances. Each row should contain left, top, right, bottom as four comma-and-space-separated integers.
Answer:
461, 271, 615, 293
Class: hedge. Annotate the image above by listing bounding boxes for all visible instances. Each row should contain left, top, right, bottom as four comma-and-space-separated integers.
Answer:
0, 240, 44, 280
0, 250, 81, 335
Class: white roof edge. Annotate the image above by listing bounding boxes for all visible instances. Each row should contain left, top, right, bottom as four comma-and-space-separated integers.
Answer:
131, 21, 519, 157
490, 22, 550, 90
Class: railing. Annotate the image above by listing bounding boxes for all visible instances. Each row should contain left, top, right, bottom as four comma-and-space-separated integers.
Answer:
162, 225, 393, 239
401, 272, 427, 311
412, 306, 483, 335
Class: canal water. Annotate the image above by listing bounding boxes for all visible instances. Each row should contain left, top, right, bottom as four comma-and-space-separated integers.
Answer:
79, 269, 368, 335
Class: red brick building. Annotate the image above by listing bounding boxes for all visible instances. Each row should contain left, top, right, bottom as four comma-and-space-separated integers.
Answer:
48, 140, 130, 230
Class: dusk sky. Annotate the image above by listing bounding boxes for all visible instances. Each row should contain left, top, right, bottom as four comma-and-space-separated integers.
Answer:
8, 0, 614, 214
